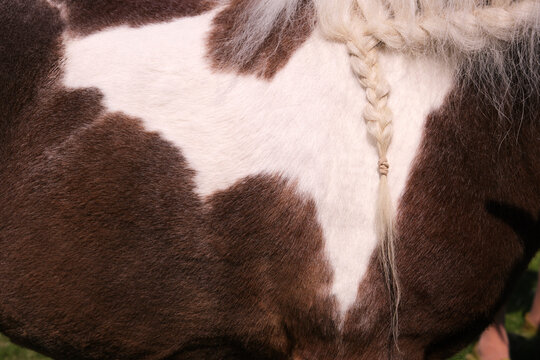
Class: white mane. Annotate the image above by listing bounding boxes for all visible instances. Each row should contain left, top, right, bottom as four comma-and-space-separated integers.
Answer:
230, 0, 540, 97
315, 0, 540, 106
318, 0, 540, 49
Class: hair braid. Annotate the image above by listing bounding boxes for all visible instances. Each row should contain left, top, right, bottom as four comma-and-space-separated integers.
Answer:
346, 29, 401, 349
361, 0, 540, 52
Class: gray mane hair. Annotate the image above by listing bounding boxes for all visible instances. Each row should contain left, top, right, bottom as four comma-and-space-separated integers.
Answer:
215, 0, 307, 67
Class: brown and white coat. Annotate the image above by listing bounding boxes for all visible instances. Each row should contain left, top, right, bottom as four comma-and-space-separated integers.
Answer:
0, 0, 539, 359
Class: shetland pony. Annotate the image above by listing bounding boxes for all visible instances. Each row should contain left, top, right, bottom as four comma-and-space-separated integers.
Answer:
0, 0, 539, 359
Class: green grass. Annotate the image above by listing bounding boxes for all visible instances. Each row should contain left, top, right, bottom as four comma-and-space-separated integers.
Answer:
449, 252, 540, 360
1, 254, 539, 359
0, 335, 49, 360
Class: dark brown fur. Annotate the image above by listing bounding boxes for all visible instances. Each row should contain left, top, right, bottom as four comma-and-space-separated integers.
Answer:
0, 3, 336, 359
342, 76, 540, 359
1, 1, 539, 359
0, 0, 63, 131
56, 0, 217, 35
0, 109, 337, 358
207, 0, 315, 78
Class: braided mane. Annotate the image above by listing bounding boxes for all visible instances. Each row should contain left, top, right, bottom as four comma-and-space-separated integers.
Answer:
319, 0, 540, 51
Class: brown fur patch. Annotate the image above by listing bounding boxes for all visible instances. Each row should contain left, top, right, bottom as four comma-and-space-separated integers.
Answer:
3, 1, 539, 359
0, 112, 338, 358
0, 0, 63, 131
0, 2, 339, 358
342, 79, 540, 359
55, 0, 217, 35
205, 175, 339, 358
1, 114, 211, 359
207, 0, 315, 79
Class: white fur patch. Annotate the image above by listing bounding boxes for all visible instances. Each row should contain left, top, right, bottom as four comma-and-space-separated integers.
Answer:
61, 11, 455, 315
